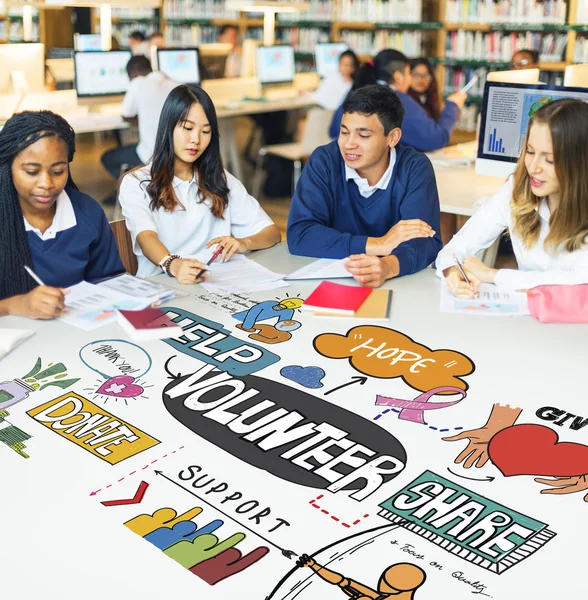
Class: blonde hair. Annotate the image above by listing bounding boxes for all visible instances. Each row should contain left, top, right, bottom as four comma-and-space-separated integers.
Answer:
511, 98, 588, 253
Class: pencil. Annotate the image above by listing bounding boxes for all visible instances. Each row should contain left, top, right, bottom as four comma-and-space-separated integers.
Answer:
24, 264, 45, 287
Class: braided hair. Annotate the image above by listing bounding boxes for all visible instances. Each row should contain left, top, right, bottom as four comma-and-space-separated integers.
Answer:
0, 110, 77, 300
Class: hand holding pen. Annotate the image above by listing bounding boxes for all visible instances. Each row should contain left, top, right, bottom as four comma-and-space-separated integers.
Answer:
196, 244, 225, 279
444, 254, 480, 299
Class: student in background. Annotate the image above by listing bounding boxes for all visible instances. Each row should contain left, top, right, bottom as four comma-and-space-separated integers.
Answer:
119, 85, 281, 281
437, 99, 588, 297
329, 50, 466, 152
288, 85, 442, 288
315, 50, 360, 110
0, 111, 124, 319
408, 58, 441, 121
101, 56, 180, 183
219, 25, 242, 78
148, 31, 166, 50
511, 49, 540, 70
128, 30, 147, 55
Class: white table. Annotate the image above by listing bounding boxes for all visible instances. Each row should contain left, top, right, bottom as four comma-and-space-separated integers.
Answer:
1, 243, 586, 600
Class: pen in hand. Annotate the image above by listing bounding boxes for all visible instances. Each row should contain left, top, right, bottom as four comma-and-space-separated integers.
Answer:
24, 264, 46, 287
196, 245, 224, 279
452, 254, 479, 298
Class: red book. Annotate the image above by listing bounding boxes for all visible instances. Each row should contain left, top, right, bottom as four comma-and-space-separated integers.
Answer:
300, 281, 372, 315
117, 308, 183, 341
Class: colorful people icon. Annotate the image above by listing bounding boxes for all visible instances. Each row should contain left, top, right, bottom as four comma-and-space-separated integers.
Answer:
232, 297, 304, 344
296, 554, 426, 599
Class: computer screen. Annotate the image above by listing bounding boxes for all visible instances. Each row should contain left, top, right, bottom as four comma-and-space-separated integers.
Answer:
74, 50, 131, 97
256, 45, 295, 84
476, 81, 588, 177
74, 34, 102, 52
0, 43, 45, 93
315, 43, 348, 78
157, 48, 200, 84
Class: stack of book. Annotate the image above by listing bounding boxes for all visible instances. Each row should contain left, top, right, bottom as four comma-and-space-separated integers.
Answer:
300, 281, 392, 320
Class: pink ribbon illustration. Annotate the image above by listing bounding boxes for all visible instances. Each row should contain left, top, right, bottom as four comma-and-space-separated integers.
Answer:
376, 386, 467, 424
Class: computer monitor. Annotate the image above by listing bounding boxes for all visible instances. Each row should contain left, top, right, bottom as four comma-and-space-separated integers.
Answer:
74, 50, 131, 98
487, 68, 541, 84
315, 43, 348, 78
0, 43, 45, 93
476, 81, 588, 177
256, 45, 295, 84
74, 33, 102, 52
157, 48, 201, 84
564, 64, 588, 88
199, 43, 232, 80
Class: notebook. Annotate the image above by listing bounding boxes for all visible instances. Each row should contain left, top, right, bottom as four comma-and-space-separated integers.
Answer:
300, 281, 372, 315
117, 308, 183, 341
314, 289, 392, 320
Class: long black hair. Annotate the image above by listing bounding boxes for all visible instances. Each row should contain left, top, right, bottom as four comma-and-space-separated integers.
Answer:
0, 110, 77, 300
353, 49, 409, 90
144, 84, 229, 218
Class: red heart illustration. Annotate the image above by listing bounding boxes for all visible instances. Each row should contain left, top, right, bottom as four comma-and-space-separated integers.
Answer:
489, 424, 588, 477
97, 375, 144, 399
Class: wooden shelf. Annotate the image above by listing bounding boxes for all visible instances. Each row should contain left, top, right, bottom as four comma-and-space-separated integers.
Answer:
538, 61, 569, 71
445, 23, 490, 32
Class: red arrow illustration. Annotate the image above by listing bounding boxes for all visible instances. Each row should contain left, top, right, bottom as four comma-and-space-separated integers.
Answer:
100, 481, 149, 507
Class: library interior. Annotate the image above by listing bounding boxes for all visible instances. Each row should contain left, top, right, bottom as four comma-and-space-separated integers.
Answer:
1, 1, 588, 599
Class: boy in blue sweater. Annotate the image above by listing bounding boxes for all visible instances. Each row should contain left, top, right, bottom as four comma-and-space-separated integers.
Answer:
329, 49, 466, 152
287, 85, 442, 288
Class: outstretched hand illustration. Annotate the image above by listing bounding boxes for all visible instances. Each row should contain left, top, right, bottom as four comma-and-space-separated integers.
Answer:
296, 553, 426, 599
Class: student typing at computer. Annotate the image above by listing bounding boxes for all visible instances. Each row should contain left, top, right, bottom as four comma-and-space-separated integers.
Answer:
329, 50, 466, 152
118, 85, 281, 282
101, 56, 180, 184
0, 111, 124, 319
287, 85, 442, 288
437, 99, 588, 297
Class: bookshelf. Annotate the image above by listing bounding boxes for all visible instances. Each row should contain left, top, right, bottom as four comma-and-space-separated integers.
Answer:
0, 2, 40, 43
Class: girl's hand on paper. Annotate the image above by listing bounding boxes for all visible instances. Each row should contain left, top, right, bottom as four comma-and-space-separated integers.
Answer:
444, 265, 480, 298
169, 258, 209, 285
16, 286, 69, 319
207, 235, 248, 263
463, 256, 498, 284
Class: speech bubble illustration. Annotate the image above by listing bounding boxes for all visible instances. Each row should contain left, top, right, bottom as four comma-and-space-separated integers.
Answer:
79, 340, 153, 402
314, 326, 474, 394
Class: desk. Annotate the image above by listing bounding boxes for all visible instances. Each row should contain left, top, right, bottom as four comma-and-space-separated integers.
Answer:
217, 95, 316, 182
1, 244, 586, 600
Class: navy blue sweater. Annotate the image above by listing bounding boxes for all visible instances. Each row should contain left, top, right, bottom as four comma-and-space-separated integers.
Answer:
287, 142, 442, 277
27, 189, 125, 288
329, 90, 458, 152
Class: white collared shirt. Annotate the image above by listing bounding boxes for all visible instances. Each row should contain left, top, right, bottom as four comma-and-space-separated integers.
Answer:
119, 165, 275, 278
314, 72, 352, 110
345, 148, 396, 198
23, 190, 77, 241
121, 71, 180, 163
436, 178, 588, 289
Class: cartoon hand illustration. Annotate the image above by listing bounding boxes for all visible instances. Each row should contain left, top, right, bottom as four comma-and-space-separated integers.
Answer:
443, 404, 521, 469
296, 553, 316, 569
534, 475, 588, 502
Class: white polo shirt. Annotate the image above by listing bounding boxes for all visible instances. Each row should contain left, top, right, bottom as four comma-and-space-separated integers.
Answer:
23, 190, 76, 241
119, 165, 275, 278
436, 177, 588, 289
121, 71, 181, 163
345, 148, 396, 198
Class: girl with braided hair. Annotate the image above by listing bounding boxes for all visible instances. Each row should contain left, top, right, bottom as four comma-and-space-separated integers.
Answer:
0, 110, 124, 318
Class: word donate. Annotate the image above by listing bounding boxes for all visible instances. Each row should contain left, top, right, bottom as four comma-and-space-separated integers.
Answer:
378, 471, 555, 574
163, 364, 407, 501
27, 392, 159, 464
314, 326, 474, 393
160, 308, 279, 376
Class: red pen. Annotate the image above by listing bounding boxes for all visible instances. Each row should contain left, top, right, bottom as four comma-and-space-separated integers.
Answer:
196, 245, 224, 279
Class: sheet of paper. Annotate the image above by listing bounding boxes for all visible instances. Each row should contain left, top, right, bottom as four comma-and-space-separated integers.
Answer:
194, 253, 288, 294
285, 258, 352, 280
60, 282, 150, 331
99, 274, 179, 302
440, 282, 530, 317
